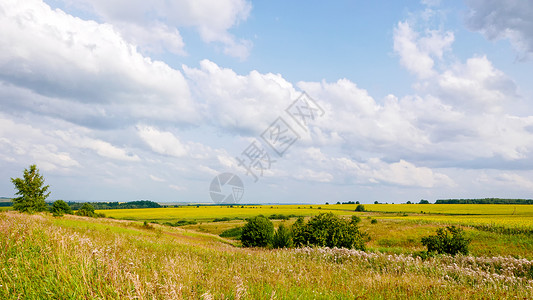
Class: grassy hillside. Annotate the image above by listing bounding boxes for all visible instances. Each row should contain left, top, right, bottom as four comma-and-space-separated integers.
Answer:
1, 211, 532, 299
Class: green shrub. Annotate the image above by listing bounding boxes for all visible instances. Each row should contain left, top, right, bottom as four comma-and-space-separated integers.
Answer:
269, 214, 290, 220
50, 200, 72, 217
371, 219, 378, 224
75, 203, 102, 218
421, 225, 470, 255
292, 213, 370, 250
273, 224, 293, 248
355, 204, 365, 212
241, 215, 274, 247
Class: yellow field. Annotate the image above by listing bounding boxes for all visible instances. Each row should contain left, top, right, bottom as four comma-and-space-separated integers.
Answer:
97, 205, 358, 222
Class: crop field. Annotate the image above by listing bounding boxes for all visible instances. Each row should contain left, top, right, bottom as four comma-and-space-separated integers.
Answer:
97, 205, 357, 223
1, 211, 532, 299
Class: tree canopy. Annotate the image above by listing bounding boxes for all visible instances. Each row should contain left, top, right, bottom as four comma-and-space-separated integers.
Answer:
11, 165, 50, 213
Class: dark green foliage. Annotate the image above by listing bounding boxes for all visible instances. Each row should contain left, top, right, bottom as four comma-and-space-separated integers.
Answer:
241, 215, 274, 247
351, 215, 361, 224
292, 213, 370, 250
419, 199, 430, 204
50, 200, 72, 217
371, 219, 378, 224
435, 198, 533, 204
273, 224, 293, 248
219, 227, 243, 239
374, 201, 379, 204
68, 200, 161, 210
164, 220, 197, 226
355, 204, 365, 212
75, 203, 104, 218
421, 226, 470, 255
10, 165, 50, 213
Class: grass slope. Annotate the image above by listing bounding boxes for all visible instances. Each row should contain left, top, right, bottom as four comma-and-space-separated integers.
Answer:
1, 211, 532, 299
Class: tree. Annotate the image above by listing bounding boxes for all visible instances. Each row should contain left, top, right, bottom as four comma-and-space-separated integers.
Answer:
241, 215, 274, 247
421, 226, 470, 255
355, 204, 365, 212
273, 224, 293, 248
419, 199, 430, 204
11, 165, 50, 213
51, 200, 73, 216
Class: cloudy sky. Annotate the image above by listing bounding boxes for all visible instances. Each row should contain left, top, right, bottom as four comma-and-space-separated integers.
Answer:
1, 0, 533, 204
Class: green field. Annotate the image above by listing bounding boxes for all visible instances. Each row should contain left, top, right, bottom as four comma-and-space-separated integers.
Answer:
1, 211, 532, 299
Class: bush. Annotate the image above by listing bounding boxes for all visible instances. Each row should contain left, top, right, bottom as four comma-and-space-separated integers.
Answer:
273, 224, 293, 248
268, 214, 290, 220
421, 226, 470, 255
292, 213, 370, 250
50, 200, 72, 216
75, 203, 104, 218
355, 204, 365, 212
241, 215, 274, 247
370, 219, 378, 224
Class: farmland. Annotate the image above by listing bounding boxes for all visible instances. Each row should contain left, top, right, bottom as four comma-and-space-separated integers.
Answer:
1, 210, 532, 299
93, 203, 533, 259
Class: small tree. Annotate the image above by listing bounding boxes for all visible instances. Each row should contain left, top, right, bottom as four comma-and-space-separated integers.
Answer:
421, 226, 470, 255
50, 200, 72, 216
355, 204, 365, 212
241, 215, 274, 247
11, 165, 50, 213
273, 224, 293, 248
419, 199, 430, 204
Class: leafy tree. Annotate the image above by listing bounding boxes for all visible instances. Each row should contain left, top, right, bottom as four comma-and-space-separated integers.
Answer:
355, 204, 365, 212
241, 215, 274, 247
421, 226, 470, 255
419, 199, 430, 204
11, 165, 50, 213
292, 213, 370, 250
50, 200, 72, 216
273, 224, 293, 248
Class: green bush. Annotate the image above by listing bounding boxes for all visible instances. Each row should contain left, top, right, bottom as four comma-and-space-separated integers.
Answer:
371, 219, 378, 224
355, 204, 366, 212
75, 203, 104, 218
273, 224, 293, 248
241, 215, 274, 247
292, 213, 370, 250
421, 225, 470, 255
50, 200, 72, 216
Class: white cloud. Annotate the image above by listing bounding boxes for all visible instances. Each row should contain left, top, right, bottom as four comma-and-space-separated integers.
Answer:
169, 184, 186, 191
183, 59, 297, 134
59, 0, 253, 59
393, 21, 454, 78
465, 0, 533, 58
149, 175, 166, 182
0, 0, 197, 127
137, 125, 187, 158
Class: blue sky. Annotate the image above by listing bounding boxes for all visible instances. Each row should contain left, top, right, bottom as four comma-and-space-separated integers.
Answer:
1, 0, 533, 204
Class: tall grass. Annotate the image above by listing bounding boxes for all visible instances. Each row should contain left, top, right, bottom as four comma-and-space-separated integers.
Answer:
1, 211, 532, 299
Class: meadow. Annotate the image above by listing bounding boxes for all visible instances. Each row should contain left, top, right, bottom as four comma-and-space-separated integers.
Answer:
98, 204, 533, 259
1, 211, 532, 299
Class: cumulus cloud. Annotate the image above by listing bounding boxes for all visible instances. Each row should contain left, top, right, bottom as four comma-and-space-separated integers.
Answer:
183, 59, 298, 134
465, 0, 533, 59
58, 0, 253, 59
393, 21, 454, 78
137, 126, 187, 158
0, 0, 197, 128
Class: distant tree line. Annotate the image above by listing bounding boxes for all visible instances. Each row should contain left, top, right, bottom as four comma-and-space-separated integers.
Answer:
435, 198, 533, 204
66, 200, 161, 210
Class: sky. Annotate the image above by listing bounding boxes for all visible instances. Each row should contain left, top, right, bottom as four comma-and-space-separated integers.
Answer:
1, 0, 533, 204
